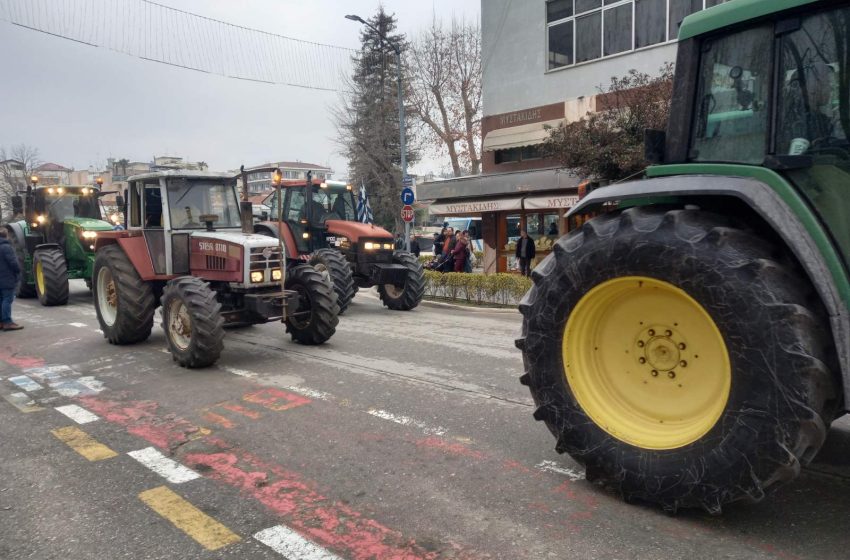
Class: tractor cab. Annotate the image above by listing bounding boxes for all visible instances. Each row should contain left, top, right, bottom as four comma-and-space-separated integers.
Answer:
266, 179, 359, 253
18, 184, 109, 246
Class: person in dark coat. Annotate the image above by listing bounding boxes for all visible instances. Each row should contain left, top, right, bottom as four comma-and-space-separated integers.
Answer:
409, 234, 421, 258
434, 228, 446, 257
515, 229, 536, 277
0, 229, 23, 330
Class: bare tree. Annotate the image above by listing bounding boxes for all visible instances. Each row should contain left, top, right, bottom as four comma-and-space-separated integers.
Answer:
0, 144, 41, 219
407, 17, 482, 176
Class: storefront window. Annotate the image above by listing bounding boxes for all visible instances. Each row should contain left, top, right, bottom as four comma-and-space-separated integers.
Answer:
544, 214, 560, 237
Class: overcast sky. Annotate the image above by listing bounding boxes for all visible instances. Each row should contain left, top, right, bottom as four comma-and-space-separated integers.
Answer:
0, 0, 480, 178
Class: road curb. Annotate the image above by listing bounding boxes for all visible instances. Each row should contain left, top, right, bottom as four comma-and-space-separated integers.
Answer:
355, 289, 520, 315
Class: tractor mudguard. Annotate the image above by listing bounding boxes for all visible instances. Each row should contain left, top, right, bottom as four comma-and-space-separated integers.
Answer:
6, 222, 26, 246
570, 174, 850, 408
254, 221, 298, 259
34, 242, 62, 251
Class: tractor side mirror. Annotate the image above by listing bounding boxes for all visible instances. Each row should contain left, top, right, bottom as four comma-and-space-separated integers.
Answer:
261, 211, 269, 221
200, 214, 219, 232
11, 195, 23, 215
644, 129, 666, 165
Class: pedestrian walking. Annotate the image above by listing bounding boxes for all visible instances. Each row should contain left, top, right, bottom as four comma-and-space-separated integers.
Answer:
463, 231, 474, 273
394, 233, 404, 250
0, 229, 23, 331
434, 228, 446, 257
409, 234, 421, 258
516, 229, 536, 277
451, 230, 469, 273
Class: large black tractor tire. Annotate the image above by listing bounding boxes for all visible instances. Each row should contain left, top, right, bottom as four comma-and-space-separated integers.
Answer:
11, 236, 36, 299
377, 251, 425, 311
33, 248, 69, 306
93, 245, 157, 344
517, 207, 840, 514
161, 277, 224, 368
309, 248, 355, 314
285, 264, 339, 345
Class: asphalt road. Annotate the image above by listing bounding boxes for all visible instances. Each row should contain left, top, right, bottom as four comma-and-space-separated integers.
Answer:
2, 280, 850, 560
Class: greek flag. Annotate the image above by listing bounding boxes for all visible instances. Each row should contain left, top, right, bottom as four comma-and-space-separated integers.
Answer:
356, 183, 373, 224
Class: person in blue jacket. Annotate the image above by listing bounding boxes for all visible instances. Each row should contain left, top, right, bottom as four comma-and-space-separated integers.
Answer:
0, 229, 23, 330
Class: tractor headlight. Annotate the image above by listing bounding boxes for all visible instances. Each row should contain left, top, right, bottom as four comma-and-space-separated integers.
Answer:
82, 231, 98, 239
250, 271, 264, 283
271, 269, 282, 281
364, 242, 376, 250
382, 243, 393, 250
35, 215, 45, 224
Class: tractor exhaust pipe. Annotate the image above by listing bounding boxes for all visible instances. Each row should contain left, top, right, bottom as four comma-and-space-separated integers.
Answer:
239, 165, 253, 235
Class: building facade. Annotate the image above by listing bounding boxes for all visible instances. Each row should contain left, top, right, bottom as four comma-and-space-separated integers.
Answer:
419, 0, 730, 273
244, 162, 333, 195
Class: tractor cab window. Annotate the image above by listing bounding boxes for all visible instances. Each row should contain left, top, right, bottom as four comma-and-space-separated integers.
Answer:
129, 183, 142, 228
777, 6, 850, 268
143, 183, 163, 228
691, 25, 773, 164
310, 184, 356, 223
166, 179, 242, 230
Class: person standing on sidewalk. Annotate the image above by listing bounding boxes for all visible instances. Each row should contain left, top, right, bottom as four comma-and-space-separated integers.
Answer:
0, 229, 23, 330
516, 229, 536, 277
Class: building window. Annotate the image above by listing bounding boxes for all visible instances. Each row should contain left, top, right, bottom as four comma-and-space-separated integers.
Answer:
546, 0, 730, 70
495, 145, 542, 164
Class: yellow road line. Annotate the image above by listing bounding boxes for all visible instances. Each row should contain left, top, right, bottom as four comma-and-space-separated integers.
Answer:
138, 486, 241, 551
51, 426, 118, 461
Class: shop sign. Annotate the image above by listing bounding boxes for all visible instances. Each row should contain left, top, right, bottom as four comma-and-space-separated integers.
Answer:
524, 194, 580, 210
430, 198, 524, 215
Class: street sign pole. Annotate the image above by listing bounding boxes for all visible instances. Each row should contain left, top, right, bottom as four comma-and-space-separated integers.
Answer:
401, 177, 414, 252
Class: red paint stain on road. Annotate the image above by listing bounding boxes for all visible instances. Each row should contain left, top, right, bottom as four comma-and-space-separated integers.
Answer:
242, 387, 311, 411
81, 394, 481, 560
415, 437, 487, 460
202, 410, 236, 429
220, 402, 262, 419
0, 349, 45, 369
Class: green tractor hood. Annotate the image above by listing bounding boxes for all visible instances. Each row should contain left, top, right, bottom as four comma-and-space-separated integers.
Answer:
64, 217, 115, 231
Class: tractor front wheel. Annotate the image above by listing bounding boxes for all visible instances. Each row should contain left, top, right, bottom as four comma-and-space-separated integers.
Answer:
161, 277, 224, 368
93, 245, 156, 344
33, 248, 69, 306
517, 207, 840, 513
378, 251, 425, 311
285, 264, 339, 345
309, 248, 355, 314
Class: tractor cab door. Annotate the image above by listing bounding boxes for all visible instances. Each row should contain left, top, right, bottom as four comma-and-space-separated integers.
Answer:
282, 187, 312, 254
128, 180, 169, 274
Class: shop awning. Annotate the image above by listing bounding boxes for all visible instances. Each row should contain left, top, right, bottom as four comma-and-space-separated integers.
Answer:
482, 119, 564, 152
523, 193, 580, 210
428, 197, 525, 216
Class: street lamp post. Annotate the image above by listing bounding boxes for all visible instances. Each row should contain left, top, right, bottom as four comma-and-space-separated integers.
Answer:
345, 14, 410, 253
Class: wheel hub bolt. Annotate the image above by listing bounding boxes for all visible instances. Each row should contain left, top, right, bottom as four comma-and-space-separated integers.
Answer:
680, 360, 687, 368
667, 371, 676, 379
678, 343, 686, 350
639, 357, 646, 364
665, 329, 673, 337
648, 329, 656, 336
651, 370, 659, 377
637, 341, 645, 348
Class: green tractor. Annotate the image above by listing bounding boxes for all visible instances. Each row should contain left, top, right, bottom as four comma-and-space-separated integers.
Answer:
518, 0, 850, 513
7, 179, 117, 305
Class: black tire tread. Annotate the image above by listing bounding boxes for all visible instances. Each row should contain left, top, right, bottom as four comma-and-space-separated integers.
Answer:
161, 277, 224, 368
285, 264, 339, 345
309, 248, 355, 314
517, 206, 840, 513
93, 245, 156, 344
33, 248, 69, 306
378, 251, 425, 311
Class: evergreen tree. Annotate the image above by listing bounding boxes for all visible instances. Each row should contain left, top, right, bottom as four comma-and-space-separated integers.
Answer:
334, 8, 417, 232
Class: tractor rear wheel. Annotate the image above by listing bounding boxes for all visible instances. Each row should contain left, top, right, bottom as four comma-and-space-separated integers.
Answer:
378, 252, 425, 311
285, 264, 339, 345
33, 248, 69, 306
309, 248, 355, 314
517, 207, 840, 514
11, 236, 36, 299
161, 277, 224, 368
93, 245, 156, 344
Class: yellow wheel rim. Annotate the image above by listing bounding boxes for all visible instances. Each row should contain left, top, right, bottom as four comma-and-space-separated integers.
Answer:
35, 261, 45, 296
563, 276, 731, 450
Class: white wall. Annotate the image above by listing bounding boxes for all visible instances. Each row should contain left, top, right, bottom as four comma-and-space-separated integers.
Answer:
482, 0, 679, 117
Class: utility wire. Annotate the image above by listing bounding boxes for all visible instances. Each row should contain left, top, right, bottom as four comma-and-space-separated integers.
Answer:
0, 0, 371, 93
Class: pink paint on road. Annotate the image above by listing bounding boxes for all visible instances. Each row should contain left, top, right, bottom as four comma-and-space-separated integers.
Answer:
415, 437, 487, 460
0, 349, 45, 369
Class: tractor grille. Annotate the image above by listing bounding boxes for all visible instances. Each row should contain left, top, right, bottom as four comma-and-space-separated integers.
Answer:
206, 255, 227, 271
250, 246, 283, 271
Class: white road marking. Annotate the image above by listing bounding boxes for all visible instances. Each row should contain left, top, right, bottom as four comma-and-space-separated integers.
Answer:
8, 375, 44, 392
55, 404, 100, 424
69, 322, 88, 328
366, 409, 447, 436
254, 525, 342, 560
222, 366, 258, 379
286, 386, 332, 401
128, 447, 201, 484
535, 460, 585, 481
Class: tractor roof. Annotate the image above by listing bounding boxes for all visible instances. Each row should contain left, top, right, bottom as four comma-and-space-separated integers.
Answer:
679, 0, 819, 40
35, 185, 96, 190
128, 170, 234, 182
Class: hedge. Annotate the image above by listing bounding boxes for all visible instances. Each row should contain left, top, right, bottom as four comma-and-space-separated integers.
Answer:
423, 270, 532, 306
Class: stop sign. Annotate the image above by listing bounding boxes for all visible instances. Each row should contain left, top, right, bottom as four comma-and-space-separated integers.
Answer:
401, 205, 414, 223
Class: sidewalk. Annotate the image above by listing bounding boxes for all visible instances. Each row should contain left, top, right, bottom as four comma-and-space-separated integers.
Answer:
356, 288, 520, 314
